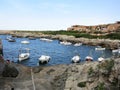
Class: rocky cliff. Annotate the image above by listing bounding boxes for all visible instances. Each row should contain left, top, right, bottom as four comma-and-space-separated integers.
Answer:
67, 21, 120, 33
0, 58, 120, 90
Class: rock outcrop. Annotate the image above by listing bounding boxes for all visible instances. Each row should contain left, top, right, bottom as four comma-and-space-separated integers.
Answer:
67, 21, 120, 33
55, 35, 120, 49
0, 39, 3, 55
0, 58, 120, 90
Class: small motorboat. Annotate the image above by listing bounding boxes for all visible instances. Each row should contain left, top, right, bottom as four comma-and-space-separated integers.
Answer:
6, 36, 16, 42
40, 38, 53, 42
98, 57, 105, 62
71, 55, 80, 63
18, 48, 30, 62
39, 55, 51, 64
112, 49, 119, 53
60, 41, 72, 45
95, 46, 105, 51
74, 43, 82, 46
85, 56, 93, 61
21, 40, 30, 44
119, 50, 120, 54
8, 38, 16, 42
6, 36, 12, 40
19, 53, 30, 62
112, 49, 120, 56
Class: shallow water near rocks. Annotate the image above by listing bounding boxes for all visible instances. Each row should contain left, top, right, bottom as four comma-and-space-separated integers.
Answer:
0, 35, 112, 66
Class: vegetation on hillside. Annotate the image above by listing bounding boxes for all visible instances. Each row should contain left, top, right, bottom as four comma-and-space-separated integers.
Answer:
40, 30, 120, 40
15, 30, 120, 40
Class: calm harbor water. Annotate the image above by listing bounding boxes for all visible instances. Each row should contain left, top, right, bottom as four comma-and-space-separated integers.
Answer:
0, 35, 112, 66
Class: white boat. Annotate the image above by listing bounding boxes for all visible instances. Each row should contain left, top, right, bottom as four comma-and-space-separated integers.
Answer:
18, 48, 30, 62
85, 56, 93, 61
112, 49, 119, 53
8, 38, 16, 42
71, 55, 80, 63
118, 50, 120, 54
39, 55, 51, 64
21, 40, 30, 44
74, 43, 82, 46
98, 57, 105, 62
6, 36, 16, 42
95, 46, 105, 51
60, 41, 72, 45
19, 53, 30, 61
112, 49, 120, 56
6, 36, 12, 40
40, 38, 53, 42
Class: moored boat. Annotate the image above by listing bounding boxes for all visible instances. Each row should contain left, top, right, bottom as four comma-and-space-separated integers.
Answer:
71, 55, 80, 63
40, 38, 53, 42
98, 57, 105, 62
8, 38, 16, 42
39, 55, 51, 64
18, 48, 30, 62
112, 49, 120, 56
85, 56, 93, 61
112, 49, 119, 53
6, 36, 16, 42
21, 40, 30, 44
19, 53, 30, 62
95, 46, 105, 51
60, 41, 72, 45
74, 43, 82, 46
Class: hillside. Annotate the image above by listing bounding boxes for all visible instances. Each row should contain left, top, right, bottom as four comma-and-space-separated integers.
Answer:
67, 21, 120, 33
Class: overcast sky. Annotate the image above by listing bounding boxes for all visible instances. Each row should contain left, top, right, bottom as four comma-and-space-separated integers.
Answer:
0, 0, 120, 30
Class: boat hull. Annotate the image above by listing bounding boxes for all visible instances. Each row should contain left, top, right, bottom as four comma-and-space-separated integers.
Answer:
38, 55, 50, 64
39, 60, 49, 64
18, 53, 30, 62
71, 55, 80, 63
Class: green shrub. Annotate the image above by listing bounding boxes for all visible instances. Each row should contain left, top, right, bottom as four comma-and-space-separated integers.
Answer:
88, 67, 94, 75
94, 82, 105, 90
99, 60, 114, 72
77, 82, 86, 88
105, 33, 120, 40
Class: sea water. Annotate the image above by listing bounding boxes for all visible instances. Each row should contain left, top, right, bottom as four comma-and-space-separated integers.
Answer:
0, 35, 112, 66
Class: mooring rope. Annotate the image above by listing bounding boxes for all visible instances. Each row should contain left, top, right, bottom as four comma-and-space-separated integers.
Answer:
31, 68, 36, 90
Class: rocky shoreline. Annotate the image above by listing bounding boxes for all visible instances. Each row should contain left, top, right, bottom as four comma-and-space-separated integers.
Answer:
0, 57, 120, 90
0, 31, 120, 50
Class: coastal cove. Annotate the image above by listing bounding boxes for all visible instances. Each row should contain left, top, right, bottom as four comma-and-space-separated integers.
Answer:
0, 31, 120, 90
0, 0, 120, 89
0, 34, 113, 66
